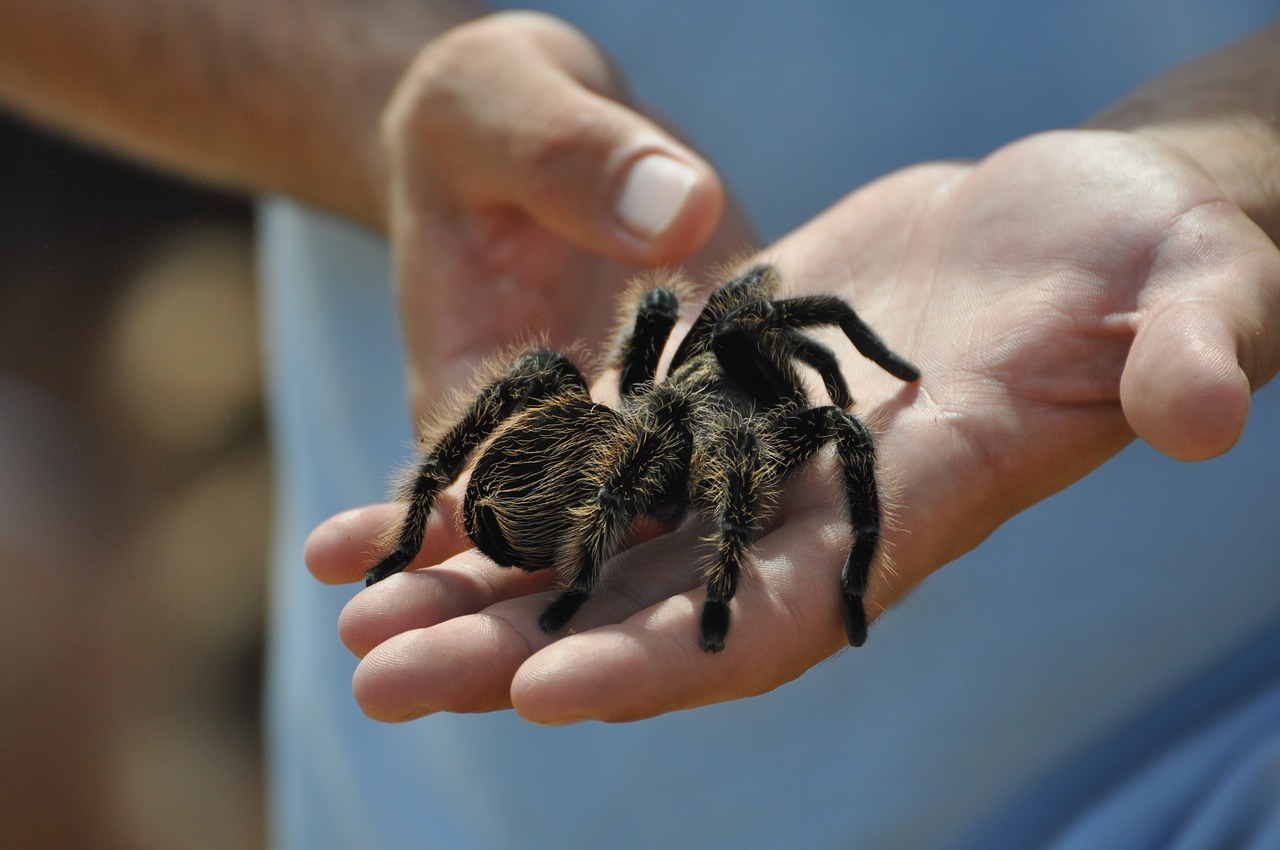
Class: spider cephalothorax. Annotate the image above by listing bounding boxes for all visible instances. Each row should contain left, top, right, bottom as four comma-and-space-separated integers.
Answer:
365, 264, 919, 651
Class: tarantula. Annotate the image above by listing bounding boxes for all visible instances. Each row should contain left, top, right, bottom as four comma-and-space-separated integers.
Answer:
364, 264, 919, 651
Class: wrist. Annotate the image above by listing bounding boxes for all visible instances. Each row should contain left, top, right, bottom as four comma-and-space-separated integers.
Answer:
1085, 20, 1280, 244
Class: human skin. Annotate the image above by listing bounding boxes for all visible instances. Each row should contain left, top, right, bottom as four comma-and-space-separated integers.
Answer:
377, 14, 748, 418
321, 127, 1280, 722
0, 0, 480, 225
3, 3, 1276, 724
312, 19, 1280, 724
0, 6, 744, 412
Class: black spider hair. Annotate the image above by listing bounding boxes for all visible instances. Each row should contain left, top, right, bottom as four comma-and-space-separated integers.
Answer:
365, 264, 919, 651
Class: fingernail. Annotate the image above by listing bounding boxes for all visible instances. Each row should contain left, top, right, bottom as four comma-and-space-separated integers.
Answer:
615, 153, 699, 241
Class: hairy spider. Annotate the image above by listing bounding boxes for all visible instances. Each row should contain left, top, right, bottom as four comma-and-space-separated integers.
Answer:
364, 264, 919, 651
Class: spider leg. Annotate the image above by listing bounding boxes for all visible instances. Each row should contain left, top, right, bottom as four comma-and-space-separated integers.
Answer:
707, 294, 853, 411
616, 286, 681, 397
364, 349, 589, 586
773, 294, 920, 383
668, 264, 781, 371
539, 389, 693, 635
698, 418, 777, 652
705, 310, 885, 645
782, 332, 854, 409
772, 405, 881, 647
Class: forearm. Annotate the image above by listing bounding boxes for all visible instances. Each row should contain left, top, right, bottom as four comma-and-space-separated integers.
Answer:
0, 0, 485, 227
1087, 19, 1280, 244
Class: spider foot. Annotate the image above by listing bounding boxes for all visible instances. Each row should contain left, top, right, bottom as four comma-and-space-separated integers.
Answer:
365, 550, 414, 586
699, 600, 730, 653
539, 589, 590, 635
841, 591, 868, 647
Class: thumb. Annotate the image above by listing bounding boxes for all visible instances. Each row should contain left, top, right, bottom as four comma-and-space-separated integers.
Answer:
384, 12, 724, 264
1121, 206, 1280, 460
1123, 301, 1254, 460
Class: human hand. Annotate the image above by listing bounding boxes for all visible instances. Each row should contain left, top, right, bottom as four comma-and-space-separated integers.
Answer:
312, 130, 1280, 724
380, 11, 751, 418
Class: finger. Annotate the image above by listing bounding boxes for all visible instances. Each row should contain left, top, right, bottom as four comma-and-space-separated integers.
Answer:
1123, 301, 1252, 460
304, 498, 469, 585
1122, 206, 1280, 460
509, 589, 839, 726
351, 553, 679, 719
511, 513, 851, 724
386, 12, 723, 263
347, 545, 566, 719
352, 602, 548, 720
347, 525, 714, 721
338, 552, 556, 658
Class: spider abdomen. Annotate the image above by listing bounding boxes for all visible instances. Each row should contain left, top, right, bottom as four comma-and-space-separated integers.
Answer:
462, 398, 618, 571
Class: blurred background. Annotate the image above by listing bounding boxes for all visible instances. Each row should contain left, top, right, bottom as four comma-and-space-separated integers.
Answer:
1, 114, 267, 849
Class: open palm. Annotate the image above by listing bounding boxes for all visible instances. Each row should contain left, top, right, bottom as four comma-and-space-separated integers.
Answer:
313, 130, 1280, 724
